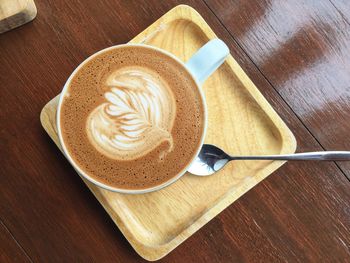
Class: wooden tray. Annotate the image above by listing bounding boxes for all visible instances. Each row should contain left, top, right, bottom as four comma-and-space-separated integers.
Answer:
40, 5, 296, 261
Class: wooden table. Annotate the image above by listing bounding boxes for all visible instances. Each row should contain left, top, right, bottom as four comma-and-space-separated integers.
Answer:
1, 0, 349, 262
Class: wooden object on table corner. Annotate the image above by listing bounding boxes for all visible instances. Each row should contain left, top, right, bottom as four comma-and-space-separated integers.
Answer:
0, 0, 37, 34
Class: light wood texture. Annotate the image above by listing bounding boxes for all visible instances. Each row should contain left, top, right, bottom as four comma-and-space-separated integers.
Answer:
40, 5, 296, 261
0, 0, 36, 33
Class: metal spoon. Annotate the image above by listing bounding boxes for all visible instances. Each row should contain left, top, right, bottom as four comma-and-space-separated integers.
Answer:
188, 144, 350, 176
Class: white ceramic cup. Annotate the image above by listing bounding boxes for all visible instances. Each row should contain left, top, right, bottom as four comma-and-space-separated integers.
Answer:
57, 39, 229, 194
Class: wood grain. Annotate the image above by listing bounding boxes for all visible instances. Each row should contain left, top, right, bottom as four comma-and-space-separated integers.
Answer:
40, 6, 296, 260
1, 0, 350, 262
205, 0, 350, 179
0, 0, 37, 33
330, 0, 350, 22
0, 221, 31, 263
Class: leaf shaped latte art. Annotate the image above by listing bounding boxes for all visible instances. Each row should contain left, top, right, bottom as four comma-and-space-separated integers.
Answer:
86, 67, 176, 161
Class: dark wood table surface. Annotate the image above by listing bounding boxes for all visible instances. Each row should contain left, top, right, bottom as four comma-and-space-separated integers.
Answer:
1, 0, 349, 262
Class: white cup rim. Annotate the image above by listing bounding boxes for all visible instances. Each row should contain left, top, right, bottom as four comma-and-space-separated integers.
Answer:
56, 43, 208, 194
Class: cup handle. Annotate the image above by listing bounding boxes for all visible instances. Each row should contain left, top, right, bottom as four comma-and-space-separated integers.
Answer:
185, 39, 229, 85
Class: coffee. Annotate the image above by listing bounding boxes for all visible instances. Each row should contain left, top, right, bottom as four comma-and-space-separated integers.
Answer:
60, 45, 205, 190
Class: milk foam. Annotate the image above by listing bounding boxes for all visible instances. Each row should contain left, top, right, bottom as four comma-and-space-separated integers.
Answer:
86, 67, 176, 160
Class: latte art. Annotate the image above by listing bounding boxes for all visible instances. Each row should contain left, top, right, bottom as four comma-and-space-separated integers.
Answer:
86, 67, 176, 160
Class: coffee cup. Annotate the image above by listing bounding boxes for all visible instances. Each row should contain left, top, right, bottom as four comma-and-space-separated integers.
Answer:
57, 39, 229, 193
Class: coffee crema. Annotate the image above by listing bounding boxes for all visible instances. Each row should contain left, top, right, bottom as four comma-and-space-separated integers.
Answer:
60, 46, 205, 190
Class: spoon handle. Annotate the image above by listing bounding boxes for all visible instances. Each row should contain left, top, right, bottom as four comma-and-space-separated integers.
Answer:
232, 151, 350, 161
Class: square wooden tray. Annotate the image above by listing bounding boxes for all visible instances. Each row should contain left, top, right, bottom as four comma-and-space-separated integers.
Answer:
40, 5, 296, 261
